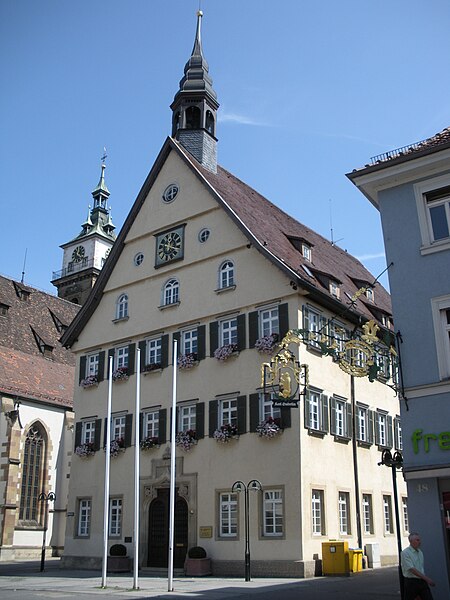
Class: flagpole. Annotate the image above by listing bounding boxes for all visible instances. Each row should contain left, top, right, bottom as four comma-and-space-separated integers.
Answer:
168, 338, 178, 592
101, 355, 113, 588
133, 348, 141, 590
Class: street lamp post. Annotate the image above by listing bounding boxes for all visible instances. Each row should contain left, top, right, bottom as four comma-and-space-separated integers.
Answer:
38, 491, 56, 572
379, 450, 404, 599
232, 480, 262, 582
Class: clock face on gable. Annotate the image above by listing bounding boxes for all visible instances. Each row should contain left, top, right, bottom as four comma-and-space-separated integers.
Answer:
155, 225, 185, 267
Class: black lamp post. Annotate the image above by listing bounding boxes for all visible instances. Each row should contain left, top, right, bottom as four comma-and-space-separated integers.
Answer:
379, 449, 404, 599
232, 480, 262, 582
38, 491, 56, 572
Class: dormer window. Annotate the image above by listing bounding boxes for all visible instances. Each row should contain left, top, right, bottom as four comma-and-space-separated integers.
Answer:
330, 281, 340, 298
366, 287, 374, 302
302, 244, 312, 262
49, 310, 67, 333
0, 303, 9, 316
13, 281, 30, 301
30, 327, 53, 358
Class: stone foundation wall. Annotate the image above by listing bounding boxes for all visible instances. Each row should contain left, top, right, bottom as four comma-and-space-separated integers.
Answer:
211, 559, 317, 578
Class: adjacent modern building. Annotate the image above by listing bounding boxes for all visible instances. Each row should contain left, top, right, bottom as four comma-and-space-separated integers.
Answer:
348, 127, 450, 598
60, 12, 408, 576
0, 275, 79, 560
51, 162, 116, 306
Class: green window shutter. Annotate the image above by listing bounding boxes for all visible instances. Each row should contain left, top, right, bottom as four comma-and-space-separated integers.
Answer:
79, 356, 86, 384
197, 325, 206, 361
196, 403, 205, 439
173, 332, 181, 360
103, 417, 108, 446
249, 393, 260, 432
139, 413, 144, 442
209, 400, 218, 437
278, 303, 289, 339
209, 322, 218, 357
107, 349, 115, 378
386, 415, 393, 448
248, 312, 259, 348
161, 335, 169, 369
94, 419, 102, 451
237, 395, 247, 435
304, 393, 311, 428
394, 417, 401, 450
74, 422, 82, 449
346, 403, 353, 439
237, 314, 246, 352
124, 414, 133, 448
128, 343, 136, 376
321, 394, 329, 433
330, 396, 337, 435
158, 409, 167, 444
138, 341, 146, 371
368, 410, 374, 444
280, 406, 291, 429
302, 305, 310, 332
98, 351, 105, 382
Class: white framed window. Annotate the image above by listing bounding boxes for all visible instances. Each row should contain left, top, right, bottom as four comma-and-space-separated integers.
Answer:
162, 183, 179, 203
219, 398, 237, 427
330, 280, 340, 298
82, 420, 95, 444
365, 287, 374, 302
383, 495, 393, 534
402, 497, 409, 533
112, 415, 126, 441
356, 404, 373, 444
330, 396, 351, 439
146, 338, 162, 366
431, 294, 450, 380
115, 346, 129, 370
219, 492, 237, 537
116, 294, 128, 319
329, 321, 347, 354
162, 279, 179, 306
303, 305, 327, 349
179, 404, 196, 432
263, 489, 283, 536
182, 329, 198, 355
219, 261, 235, 289
312, 489, 325, 536
259, 392, 281, 422
338, 492, 351, 535
144, 411, 159, 439
394, 416, 403, 450
305, 389, 328, 433
109, 498, 122, 537
220, 318, 238, 347
134, 252, 144, 266
414, 175, 450, 255
302, 243, 312, 261
259, 306, 279, 337
86, 353, 99, 377
375, 412, 392, 448
362, 493, 374, 534
198, 228, 210, 243
77, 498, 91, 537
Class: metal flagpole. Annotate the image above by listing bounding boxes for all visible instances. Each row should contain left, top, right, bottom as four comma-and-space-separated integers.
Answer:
168, 338, 178, 592
133, 348, 141, 590
101, 355, 113, 588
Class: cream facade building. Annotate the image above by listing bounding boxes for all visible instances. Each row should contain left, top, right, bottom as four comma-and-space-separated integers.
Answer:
61, 13, 407, 576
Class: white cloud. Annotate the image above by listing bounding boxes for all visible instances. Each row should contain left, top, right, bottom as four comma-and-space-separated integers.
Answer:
356, 252, 386, 261
218, 111, 268, 127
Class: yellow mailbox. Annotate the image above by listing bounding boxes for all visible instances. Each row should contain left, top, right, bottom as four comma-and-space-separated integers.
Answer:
349, 548, 363, 572
321, 540, 350, 575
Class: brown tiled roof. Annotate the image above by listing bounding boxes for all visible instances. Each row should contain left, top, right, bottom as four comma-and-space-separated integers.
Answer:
62, 137, 392, 347
0, 276, 79, 407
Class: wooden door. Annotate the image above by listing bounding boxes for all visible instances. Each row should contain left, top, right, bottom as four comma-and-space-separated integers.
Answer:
148, 488, 188, 568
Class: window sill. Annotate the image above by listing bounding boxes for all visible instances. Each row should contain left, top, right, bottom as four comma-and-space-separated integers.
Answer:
143, 367, 163, 375
307, 428, 327, 439
306, 344, 324, 357
333, 435, 351, 445
357, 440, 372, 449
214, 285, 236, 294
112, 316, 129, 324
159, 301, 181, 311
420, 238, 450, 256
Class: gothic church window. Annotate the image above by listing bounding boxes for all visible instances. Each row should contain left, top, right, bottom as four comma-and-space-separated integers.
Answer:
19, 423, 46, 524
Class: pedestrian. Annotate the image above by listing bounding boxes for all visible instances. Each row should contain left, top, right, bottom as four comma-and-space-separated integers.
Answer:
401, 532, 435, 600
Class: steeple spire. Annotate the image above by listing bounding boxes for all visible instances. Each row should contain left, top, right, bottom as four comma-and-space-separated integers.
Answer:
170, 10, 219, 173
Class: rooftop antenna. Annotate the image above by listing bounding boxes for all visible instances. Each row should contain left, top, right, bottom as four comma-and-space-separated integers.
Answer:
21, 248, 27, 284
329, 199, 344, 246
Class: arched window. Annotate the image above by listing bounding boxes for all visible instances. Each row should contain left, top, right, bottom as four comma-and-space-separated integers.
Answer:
185, 106, 201, 129
19, 423, 46, 524
206, 111, 215, 136
163, 279, 179, 306
219, 261, 235, 289
172, 111, 181, 136
116, 294, 128, 319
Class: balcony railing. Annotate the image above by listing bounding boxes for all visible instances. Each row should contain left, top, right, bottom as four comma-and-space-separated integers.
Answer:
52, 258, 97, 281
370, 141, 424, 165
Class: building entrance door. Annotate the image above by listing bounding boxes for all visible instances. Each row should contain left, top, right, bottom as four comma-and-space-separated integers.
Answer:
148, 488, 188, 568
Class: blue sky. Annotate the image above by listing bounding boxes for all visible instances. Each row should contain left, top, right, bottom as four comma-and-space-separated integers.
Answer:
1, 0, 450, 293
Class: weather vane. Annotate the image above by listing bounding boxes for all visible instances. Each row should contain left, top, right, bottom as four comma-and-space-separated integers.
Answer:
101, 147, 107, 164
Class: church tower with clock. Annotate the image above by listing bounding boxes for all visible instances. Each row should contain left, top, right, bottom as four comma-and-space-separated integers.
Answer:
51, 161, 116, 305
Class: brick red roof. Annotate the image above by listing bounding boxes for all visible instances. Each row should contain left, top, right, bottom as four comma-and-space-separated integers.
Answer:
0, 276, 79, 407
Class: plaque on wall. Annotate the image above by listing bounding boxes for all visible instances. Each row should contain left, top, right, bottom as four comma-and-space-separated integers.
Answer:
199, 526, 213, 538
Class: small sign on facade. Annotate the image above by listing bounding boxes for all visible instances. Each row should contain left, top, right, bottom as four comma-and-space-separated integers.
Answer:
199, 526, 213, 538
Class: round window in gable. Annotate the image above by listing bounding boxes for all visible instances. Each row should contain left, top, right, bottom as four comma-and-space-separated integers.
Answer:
162, 183, 179, 203
134, 252, 144, 266
198, 228, 210, 243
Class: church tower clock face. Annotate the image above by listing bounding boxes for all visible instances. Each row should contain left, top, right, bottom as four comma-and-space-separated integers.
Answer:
72, 245, 85, 262
155, 226, 185, 267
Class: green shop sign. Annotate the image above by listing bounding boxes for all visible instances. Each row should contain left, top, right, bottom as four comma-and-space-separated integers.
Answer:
412, 429, 450, 454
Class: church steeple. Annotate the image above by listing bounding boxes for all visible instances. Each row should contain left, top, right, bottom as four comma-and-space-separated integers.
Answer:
170, 10, 219, 173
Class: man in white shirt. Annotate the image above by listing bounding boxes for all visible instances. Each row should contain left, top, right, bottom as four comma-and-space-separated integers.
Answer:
401, 532, 435, 600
